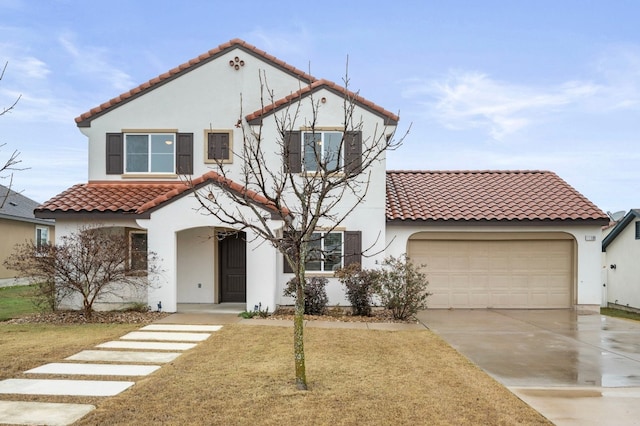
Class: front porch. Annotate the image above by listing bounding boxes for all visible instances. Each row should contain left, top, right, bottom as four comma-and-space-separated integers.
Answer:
176, 303, 246, 314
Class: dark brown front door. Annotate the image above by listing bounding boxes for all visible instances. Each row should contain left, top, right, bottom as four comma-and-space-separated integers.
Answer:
219, 231, 246, 303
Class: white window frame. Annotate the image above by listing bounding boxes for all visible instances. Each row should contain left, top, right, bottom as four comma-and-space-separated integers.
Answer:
306, 231, 344, 272
35, 226, 49, 249
124, 133, 176, 174
129, 230, 148, 272
302, 131, 343, 172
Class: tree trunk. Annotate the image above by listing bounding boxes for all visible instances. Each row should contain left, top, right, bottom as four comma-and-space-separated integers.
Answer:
294, 271, 307, 390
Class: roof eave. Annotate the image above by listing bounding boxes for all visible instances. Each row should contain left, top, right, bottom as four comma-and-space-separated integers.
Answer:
34, 211, 151, 220
602, 210, 640, 251
386, 218, 611, 227
76, 41, 316, 128
247, 84, 399, 126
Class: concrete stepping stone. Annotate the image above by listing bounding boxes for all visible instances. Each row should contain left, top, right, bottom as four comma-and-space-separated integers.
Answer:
67, 350, 181, 363
26, 362, 160, 376
0, 400, 95, 426
140, 324, 222, 332
121, 331, 210, 342
0, 378, 134, 396
97, 340, 197, 351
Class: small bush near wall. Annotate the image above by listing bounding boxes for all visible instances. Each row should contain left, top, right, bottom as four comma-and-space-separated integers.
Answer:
284, 276, 329, 315
335, 263, 378, 316
374, 255, 431, 320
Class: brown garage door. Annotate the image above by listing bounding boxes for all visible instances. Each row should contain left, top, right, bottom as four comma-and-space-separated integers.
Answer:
407, 237, 573, 309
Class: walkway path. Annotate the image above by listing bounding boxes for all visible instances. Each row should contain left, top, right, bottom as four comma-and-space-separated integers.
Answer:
0, 323, 221, 425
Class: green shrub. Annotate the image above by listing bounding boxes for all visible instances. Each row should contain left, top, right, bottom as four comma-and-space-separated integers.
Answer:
335, 263, 378, 316
284, 276, 329, 315
374, 255, 430, 320
120, 302, 149, 313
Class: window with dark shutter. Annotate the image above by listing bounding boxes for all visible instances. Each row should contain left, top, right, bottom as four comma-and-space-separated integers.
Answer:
106, 133, 123, 174
344, 131, 362, 175
206, 131, 232, 163
635, 222, 640, 240
176, 133, 193, 174
285, 131, 301, 173
344, 230, 362, 267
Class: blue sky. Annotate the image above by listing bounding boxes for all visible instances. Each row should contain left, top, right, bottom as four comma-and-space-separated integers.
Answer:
1, 0, 639, 215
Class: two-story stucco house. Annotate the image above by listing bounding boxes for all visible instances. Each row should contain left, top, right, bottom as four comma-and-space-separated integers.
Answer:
35, 39, 609, 313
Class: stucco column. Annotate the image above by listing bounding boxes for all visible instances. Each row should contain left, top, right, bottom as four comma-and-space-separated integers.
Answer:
142, 220, 178, 313
245, 228, 277, 312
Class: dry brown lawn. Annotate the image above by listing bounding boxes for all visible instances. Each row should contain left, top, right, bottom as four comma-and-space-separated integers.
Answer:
0, 322, 551, 425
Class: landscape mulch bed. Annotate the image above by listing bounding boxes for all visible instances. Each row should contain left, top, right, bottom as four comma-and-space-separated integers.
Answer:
4, 310, 170, 325
267, 307, 417, 323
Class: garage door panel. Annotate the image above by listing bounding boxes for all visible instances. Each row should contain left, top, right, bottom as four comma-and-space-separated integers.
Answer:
408, 238, 572, 309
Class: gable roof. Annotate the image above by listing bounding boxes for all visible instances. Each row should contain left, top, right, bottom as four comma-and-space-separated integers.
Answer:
75, 38, 317, 127
386, 170, 609, 224
34, 171, 290, 220
602, 209, 640, 251
0, 184, 53, 225
245, 79, 399, 125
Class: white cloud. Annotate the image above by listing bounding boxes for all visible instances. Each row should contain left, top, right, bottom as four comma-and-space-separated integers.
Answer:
403, 71, 600, 140
58, 32, 134, 91
246, 27, 312, 60
590, 44, 640, 111
10, 56, 50, 79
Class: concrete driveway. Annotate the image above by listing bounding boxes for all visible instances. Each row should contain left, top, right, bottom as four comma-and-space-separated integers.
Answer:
416, 309, 640, 426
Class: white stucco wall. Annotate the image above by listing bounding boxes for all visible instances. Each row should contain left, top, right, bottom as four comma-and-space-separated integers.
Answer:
52, 219, 150, 310
603, 218, 640, 309
386, 223, 603, 309
65, 42, 399, 313
176, 227, 216, 304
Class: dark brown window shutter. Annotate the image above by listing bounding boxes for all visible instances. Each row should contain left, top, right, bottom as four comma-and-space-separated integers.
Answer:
283, 257, 293, 273
176, 133, 193, 174
344, 230, 362, 267
344, 131, 362, 175
106, 133, 123, 174
285, 131, 301, 173
207, 133, 230, 160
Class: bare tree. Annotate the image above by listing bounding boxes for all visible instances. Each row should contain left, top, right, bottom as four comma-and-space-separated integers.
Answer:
189, 69, 407, 390
4, 227, 160, 318
0, 61, 23, 207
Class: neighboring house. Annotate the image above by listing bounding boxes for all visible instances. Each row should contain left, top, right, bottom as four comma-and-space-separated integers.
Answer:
0, 185, 54, 284
34, 38, 608, 312
602, 210, 640, 311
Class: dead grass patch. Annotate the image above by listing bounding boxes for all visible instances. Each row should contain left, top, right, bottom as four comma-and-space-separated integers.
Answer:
76, 325, 550, 425
0, 323, 141, 380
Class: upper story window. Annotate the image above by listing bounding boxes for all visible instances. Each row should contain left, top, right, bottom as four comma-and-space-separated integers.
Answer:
303, 131, 342, 172
106, 132, 193, 176
205, 130, 232, 163
284, 130, 362, 175
125, 133, 175, 173
635, 221, 640, 240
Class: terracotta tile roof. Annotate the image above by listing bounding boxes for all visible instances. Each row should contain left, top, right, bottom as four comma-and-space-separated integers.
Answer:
35, 171, 289, 219
386, 170, 609, 223
74, 38, 316, 127
245, 79, 399, 125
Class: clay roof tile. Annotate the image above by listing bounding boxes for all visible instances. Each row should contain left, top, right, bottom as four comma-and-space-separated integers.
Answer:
35, 172, 290, 219
385, 170, 608, 224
